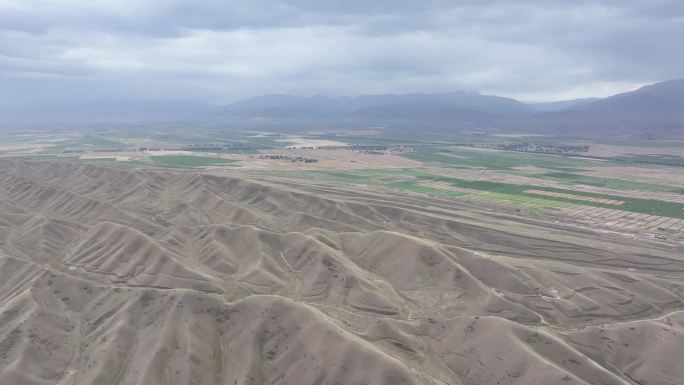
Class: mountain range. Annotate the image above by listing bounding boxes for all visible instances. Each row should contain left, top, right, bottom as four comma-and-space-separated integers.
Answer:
2, 79, 683, 137
523, 79, 684, 137
218, 91, 537, 119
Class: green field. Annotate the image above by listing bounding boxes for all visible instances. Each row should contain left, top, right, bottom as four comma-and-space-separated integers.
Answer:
149, 155, 236, 168
615, 154, 684, 167
181, 147, 260, 154
44, 135, 127, 153
416, 174, 684, 218
304, 168, 684, 219
403, 146, 596, 171
539, 172, 680, 193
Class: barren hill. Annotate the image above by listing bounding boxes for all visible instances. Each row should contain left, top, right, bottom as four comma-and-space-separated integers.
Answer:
0, 159, 683, 385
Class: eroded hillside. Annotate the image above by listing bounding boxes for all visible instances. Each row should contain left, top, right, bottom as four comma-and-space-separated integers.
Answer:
0, 159, 683, 385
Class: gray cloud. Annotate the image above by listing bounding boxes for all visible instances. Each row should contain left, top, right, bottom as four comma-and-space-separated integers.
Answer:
0, 0, 682, 104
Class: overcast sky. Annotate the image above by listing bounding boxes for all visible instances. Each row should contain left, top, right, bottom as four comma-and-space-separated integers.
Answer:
1, 0, 683, 104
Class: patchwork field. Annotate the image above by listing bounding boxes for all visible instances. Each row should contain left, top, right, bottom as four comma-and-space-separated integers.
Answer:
4, 129, 683, 238
524, 189, 625, 205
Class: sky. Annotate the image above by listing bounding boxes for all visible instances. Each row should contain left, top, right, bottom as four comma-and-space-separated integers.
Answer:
1, 0, 683, 104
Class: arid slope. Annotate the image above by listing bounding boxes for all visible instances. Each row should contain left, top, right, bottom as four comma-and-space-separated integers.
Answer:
0, 159, 683, 385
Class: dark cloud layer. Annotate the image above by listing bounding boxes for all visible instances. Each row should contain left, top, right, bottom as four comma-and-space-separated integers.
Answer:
1, 0, 682, 104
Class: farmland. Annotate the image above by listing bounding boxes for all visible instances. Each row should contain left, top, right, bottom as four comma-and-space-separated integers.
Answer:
149, 155, 237, 168
2, 127, 684, 240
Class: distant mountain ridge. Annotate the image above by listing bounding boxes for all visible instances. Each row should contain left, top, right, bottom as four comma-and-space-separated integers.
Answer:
574, 79, 684, 115
2, 79, 684, 137
217, 91, 537, 121
526, 79, 684, 137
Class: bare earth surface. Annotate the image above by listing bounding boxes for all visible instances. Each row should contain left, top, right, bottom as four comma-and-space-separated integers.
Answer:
1, 159, 683, 385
